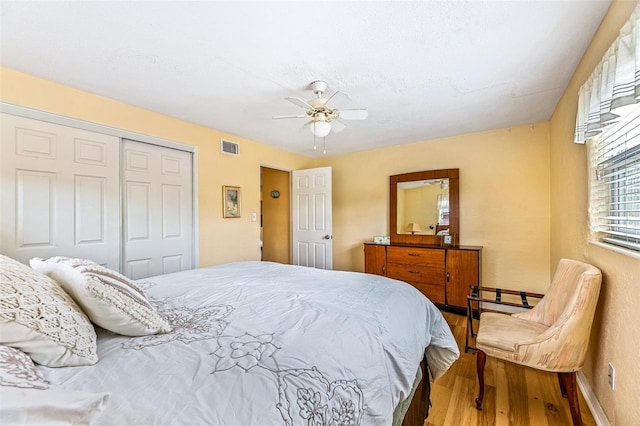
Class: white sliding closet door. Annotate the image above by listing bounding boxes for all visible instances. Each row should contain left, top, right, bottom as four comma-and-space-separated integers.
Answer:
0, 113, 120, 268
122, 139, 193, 279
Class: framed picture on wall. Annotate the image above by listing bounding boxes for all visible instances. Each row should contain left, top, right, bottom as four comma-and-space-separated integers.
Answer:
223, 185, 241, 218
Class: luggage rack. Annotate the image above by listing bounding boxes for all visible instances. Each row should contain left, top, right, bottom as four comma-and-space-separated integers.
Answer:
465, 285, 544, 352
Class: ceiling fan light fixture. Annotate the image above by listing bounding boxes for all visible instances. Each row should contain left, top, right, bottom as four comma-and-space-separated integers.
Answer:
275, 80, 368, 149
310, 120, 331, 138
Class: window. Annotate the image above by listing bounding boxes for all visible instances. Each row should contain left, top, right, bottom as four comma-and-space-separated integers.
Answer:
589, 105, 640, 253
575, 4, 640, 254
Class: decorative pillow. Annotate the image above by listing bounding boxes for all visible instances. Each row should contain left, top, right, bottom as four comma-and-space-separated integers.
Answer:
30, 257, 171, 336
0, 255, 98, 367
0, 344, 109, 425
0, 345, 49, 389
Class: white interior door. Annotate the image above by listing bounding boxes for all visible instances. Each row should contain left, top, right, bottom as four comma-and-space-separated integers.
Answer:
0, 114, 120, 268
291, 166, 333, 269
123, 139, 193, 279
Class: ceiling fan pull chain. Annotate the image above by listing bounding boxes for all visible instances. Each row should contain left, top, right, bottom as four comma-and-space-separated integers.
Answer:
313, 130, 317, 151
323, 137, 326, 155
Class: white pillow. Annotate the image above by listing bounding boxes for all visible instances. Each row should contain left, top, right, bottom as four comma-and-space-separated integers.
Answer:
0, 344, 109, 425
30, 257, 171, 337
0, 344, 49, 389
0, 255, 98, 367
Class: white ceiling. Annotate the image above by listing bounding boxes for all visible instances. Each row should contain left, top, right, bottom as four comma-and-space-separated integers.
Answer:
0, 1, 611, 157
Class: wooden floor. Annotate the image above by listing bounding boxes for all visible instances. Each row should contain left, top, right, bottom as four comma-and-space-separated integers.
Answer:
425, 312, 596, 426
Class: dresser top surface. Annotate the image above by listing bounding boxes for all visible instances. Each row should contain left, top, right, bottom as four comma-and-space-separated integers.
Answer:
364, 241, 482, 251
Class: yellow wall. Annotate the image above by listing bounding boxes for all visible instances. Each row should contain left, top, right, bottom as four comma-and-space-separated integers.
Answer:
549, 1, 640, 424
0, 67, 313, 268
320, 123, 551, 293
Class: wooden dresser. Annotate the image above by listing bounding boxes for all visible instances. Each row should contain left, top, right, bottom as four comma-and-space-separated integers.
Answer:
364, 242, 482, 312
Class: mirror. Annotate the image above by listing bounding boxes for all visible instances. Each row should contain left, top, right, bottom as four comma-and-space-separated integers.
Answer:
396, 179, 449, 235
390, 169, 459, 245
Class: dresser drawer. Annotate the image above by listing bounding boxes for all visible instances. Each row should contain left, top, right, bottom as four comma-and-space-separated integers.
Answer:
386, 263, 445, 285
387, 246, 445, 267
411, 282, 446, 305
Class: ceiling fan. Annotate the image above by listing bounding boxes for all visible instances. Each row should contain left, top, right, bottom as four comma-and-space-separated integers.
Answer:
273, 80, 368, 138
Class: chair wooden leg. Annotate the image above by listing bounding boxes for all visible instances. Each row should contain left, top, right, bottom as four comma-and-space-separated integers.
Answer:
559, 372, 583, 426
558, 373, 568, 398
475, 349, 486, 410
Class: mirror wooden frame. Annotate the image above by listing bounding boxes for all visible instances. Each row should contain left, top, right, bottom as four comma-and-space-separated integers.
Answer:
390, 168, 459, 245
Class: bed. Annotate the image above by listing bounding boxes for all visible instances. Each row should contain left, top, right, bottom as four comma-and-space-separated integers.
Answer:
0, 256, 459, 425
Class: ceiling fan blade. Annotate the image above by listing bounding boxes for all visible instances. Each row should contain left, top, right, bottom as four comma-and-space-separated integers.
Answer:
331, 120, 346, 133
326, 91, 352, 109
338, 109, 368, 120
272, 115, 307, 119
285, 96, 313, 110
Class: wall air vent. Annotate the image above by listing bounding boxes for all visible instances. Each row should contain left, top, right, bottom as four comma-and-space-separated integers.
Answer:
221, 139, 240, 156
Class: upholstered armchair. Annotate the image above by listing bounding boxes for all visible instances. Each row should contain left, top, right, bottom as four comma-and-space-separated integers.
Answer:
474, 259, 602, 426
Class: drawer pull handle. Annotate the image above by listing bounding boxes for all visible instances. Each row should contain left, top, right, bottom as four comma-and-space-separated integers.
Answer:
408, 270, 420, 274
408, 253, 420, 257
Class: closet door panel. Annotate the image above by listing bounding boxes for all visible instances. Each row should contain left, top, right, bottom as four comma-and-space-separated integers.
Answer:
16, 127, 57, 158
162, 255, 183, 275
74, 175, 107, 245
16, 170, 55, 247
123, 140, 193, 279
75, 138, 107, 166
1, 114, 120, 268
126, 182, 152, 240
161, 184, 182, 239
127, 258, 152, 279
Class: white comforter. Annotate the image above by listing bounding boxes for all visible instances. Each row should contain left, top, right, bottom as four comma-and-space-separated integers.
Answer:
40, 261, 459, 425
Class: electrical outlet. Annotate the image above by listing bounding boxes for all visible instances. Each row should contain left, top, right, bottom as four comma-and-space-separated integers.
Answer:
608, 363, 615, 390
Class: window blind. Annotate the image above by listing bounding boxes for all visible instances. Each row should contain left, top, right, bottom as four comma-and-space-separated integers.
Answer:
590, 106, 640, 252
574, 4, 640, 144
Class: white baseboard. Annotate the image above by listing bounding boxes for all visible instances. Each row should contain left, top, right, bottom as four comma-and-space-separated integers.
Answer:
577, 371, 610, 426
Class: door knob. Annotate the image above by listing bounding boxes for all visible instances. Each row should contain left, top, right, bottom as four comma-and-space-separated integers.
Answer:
322, 235, 332, 240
